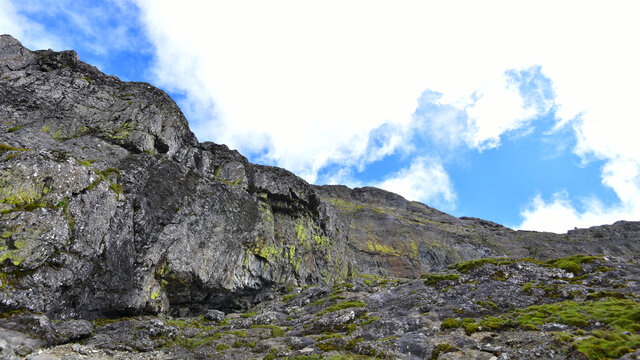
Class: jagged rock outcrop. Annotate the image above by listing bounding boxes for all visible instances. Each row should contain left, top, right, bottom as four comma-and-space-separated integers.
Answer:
1, 34, 639, 324
2, 255, 639, 359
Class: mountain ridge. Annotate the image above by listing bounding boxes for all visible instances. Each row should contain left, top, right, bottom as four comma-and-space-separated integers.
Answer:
1, 34, 640, 360
1, 33, 639, 318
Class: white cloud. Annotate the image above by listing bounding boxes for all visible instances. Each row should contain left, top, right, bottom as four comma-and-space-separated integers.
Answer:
375, 157, 456, 210
1, 0, 148, 57
4, 0, 640, 230
133, 1, 640, 230
518, 158, 640, 233
0, 0, 62, 50
134, 1, 566, 182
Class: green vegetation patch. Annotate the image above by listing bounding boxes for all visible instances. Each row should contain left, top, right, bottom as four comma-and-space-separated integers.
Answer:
250, 324, 287, 337
458, 299, 640, 359
431, 343, 458, 360
422, 273, 459, 286
440, 317, 460, 330
448, 258, 513, 273
317, 300, 366, 316
449, 254, 601, 275
475, 300, 499, 311
282, 294, 297, 302
546, 255, 600, 275
240, 311, 257, 318
0, 143, 28, 152
586, 291, 627, 300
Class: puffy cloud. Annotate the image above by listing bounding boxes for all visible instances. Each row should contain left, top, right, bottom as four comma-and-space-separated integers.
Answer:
518, 158, 640, 233
0, 0, 62, 50
131, 1, 640, 230
375, 157, 456, 211
4, 0, 640, 230
134, 1, 570, 182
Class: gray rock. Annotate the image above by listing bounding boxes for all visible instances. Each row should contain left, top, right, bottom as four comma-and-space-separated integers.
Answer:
1, 33, 640, 360
620, 349, 640, 360
52, 320, 94, 344
203, 309, 225, 322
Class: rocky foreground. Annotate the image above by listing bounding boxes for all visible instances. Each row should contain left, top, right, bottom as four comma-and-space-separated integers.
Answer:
1, 35, 640, 359
2, 254, 640, 359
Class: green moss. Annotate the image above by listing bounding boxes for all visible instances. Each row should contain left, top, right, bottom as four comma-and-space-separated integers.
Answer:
410, 239, 419, 259
0, 174, 43, 206
448, 257, 513, 273
431, 343, 457, 360
422, 273, 459, 286
90, 168, 124, 199
586, 291, 627, 300
58, 197, 75, 232
74, 158, 96, 167
317, 300, 366, 316
170, 333, 220, 350
108, 182, 123, 195
506, 298, 640, 359
478, 316, 512, 331
318, 333, 344, 341
475, 300, 499, 311
296, 221, 307, 243
595, 266, 614, 273
0, 250, 24, 266
546, 255, 600, 275
240, 311, 256, 318
440, 318, 460, 330
359, 315, 380, 326
307, 298, 325, 307
270, 325, 286, 337
574, 331, 640, 359
216, 343, 230, 351
490, 270, 510, 281
461, 318, 479, 335
7, 126, 21, 133
230, 330, 246, 338
366, 240, 400, 256
231, 340, 255, 348
213, 166, 243, 186
282, 294, 297, 302
554, 331, 574, 343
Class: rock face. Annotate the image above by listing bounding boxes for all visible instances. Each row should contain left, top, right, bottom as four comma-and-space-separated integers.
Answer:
0, 34, 639, 324
2, 255, 639, 359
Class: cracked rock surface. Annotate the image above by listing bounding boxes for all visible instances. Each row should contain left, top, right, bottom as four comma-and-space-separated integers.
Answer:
2, 255, 639, 359
1, 35, 640, 359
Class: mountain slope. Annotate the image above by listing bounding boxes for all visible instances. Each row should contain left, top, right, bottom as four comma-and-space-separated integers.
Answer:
0, 34, 639, 322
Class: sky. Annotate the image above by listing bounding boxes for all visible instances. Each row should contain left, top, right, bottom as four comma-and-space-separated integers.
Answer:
2, 1, 639, 233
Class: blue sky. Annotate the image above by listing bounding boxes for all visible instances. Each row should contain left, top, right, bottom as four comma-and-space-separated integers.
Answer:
2, 1, 639, 233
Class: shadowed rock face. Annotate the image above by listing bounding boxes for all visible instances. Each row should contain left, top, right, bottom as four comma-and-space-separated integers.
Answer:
0, 34, 639, 320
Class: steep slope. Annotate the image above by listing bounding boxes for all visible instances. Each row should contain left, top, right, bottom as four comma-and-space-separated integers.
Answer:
0, 35, 639, 321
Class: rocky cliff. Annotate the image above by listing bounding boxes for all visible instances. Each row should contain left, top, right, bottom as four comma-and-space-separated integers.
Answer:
1, 34, 639, 319
1, 35, 640, 359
